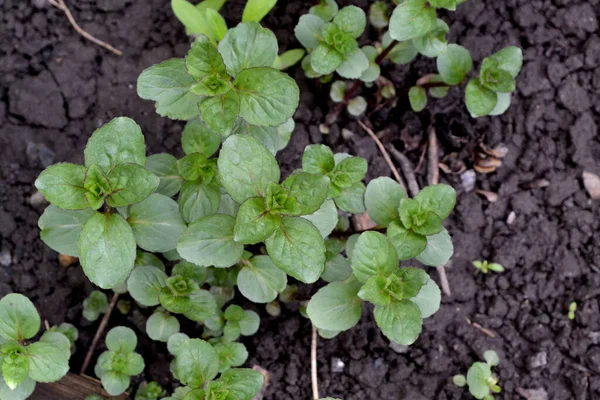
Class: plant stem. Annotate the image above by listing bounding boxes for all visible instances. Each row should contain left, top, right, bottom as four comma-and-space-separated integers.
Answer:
311, 325, 319, 400
80, 292, 120, 375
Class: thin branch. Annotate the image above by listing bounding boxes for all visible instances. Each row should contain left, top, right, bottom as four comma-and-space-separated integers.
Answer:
80, 292, 120, 375
48, 0, 123, 56
427, 127, 452, 297
311, 325, 319, 400
387, 145, 419, 197
357, 120, 407, 193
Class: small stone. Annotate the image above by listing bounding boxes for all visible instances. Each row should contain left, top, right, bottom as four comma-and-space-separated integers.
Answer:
0, 250, 12, 267
589, 332, 600, 344
341, 128, 354, 140
389, 341, 409, 354
507, 211, 517, 225
331, 357, 345, 373
559, 78, 591, 114
583, 171, 600, 200
319, 124, 330, 134
265, 301, 281, 317
460, 170, 476, 192
517, 388, 548, 400
529, 352, 547, 368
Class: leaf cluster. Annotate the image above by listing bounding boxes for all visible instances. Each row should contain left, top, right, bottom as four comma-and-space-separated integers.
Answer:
453, 350, 501, 400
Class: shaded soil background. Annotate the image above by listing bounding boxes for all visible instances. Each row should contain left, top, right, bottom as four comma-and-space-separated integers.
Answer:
1, 0, 600, 399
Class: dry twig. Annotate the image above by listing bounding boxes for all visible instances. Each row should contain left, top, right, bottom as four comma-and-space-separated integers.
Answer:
357, 120, 407, 193
387, 145, 419, 197
80, 292, 120, 375
311, 325, 319, 400
48, 0, 123, 56
466, 318, 496, 338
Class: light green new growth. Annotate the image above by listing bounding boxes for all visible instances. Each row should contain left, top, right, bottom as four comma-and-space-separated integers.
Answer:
83, 290, 109, 322
453, 350, 501, 399
472, 260, 505, 274
135, 381, 165, 400
568, 301, 577, 320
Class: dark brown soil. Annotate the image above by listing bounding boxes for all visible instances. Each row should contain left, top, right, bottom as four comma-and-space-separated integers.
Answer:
2, 0, 600, 399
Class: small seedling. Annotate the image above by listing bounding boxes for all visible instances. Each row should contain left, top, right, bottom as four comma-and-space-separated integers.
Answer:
0, 294, 71, 400
453, 350, 501, 400
95, 326, 145, 396
472, 260, 504, 274
83, 290, 109, 322
135, 381, 165, 400
205, 305, 260, 342
210, 339, 249, 373
568, 301, 577, 320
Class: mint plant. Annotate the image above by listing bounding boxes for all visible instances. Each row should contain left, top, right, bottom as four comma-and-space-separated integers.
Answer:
568, 301, 577, 320
0, 294, 71, 400
453, 350, 501, 400
95, 326, 145, 396
48, 323, 78, 354
135, 381, 165, 400
83, 290, 109, 322
146, 309, 180, 342
204, 305, 260, 342
472, 260, 504, 274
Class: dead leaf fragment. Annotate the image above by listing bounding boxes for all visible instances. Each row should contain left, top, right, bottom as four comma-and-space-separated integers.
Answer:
474, 190, 498, 202
352, 211, 378, 232
520, 179, 550, 190
251, 365, 270, 400
58, 254, 78, 267
583, 171, 600, 199
479, 142, 509, 158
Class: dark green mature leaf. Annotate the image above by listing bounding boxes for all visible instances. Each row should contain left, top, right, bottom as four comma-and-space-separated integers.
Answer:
374, 299, 422, 345
184, 290, 217, 321
237, 255, 287, 303
178, 180, 221, 224
358, 275, 391, 306
309, 0, 339, 21
127, 266, 168, 306
182, 119, 222, 157
177, 153, 208, 181
145, 154, 183, 198
38, 206, 94, 257
242, 0, 277, 22
175, 339, 219, 388
137, 59, 201, 120
415, 184, 456, 219
389, 0, 436, 42
265, 217, 326, 284
465, 78, 497, 117
334, 182, 366, 214
35, 163, 89, 210
302, 144, 335, 175
173, 260, 207, 284
218, 135, 280, 204
351, 232, 398, 283
0, 294, 40, 341
307, 280, 363, 331
127, 194, 187, 252
437, 44, 472, 85
281, 172, 329, 216
234, 197, 281, 244
199, 90, 240, 136
416, 228, 453, 267
481, 66, 515, 93
105, 164, 159, 208
365, 177, 406, 226
178, 214, 244, 268
295, 14, 326, 50
185, 35, 227, 81
234, 67, 300, 127
209, 368, 264, 399
387, 268, 428, 300
78, 212, 136, 289
26, 342, 69, 383
218, 22, 278, 77
321, 254, 351, 282
333, 6, 366, 38
387, 219, 427, 260
310, 43, 343, 75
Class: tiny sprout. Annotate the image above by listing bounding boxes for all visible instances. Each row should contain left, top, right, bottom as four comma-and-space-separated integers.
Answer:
472, 260, 504, 274
568, 301, 577, 320
347, 96, 367, 116
83, 290, 109, 322
265, 301, 281, 317
279, 285, 298, 303
453, 374, 467, 387
135, 381, 165, 400
454, 350, 501, 399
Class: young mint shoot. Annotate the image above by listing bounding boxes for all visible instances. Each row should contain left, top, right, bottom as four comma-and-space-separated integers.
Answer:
453, 350, 501, 399
83, 290, 109, 322
472, 260, 505, 274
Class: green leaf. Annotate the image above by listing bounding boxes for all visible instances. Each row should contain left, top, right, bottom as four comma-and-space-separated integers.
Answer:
145, 154, 182, 198
281, 172, 329, 216
105, 164, 159, 208
465, 78, 498, 117
383, 32, 418, 65
302, 144, 335, 175
387, 219, 427, 260
301, 199, 339, 238
374, 299, 422, 345
199, 90, 240, 136
137, 58, 201, 120
237, 255, 287, 303
35, 163, 89, 210
409, 86, 427, 112
106, 326, 138, 353
413, 18, 449, 58
359, 46, 381, 83
84, 117, 146, 173
160, 289, 192, 314
429, 0, 458, 10
330, 81, 346, 102
273, 49, 306, 70
146, 311, 180, 342
83, 290, 109, 322
218, 135, 280, 204
178, 214, 244, 268
487, 46, 523, 78
182, 119, 222, 157
369, 1, 390, 29
415, 184, 456, 219
387, 268, 428, 300
489, 92, 511, 116
351, 232, 398, 283
265, 217, 326, 284
101, 371, 130, 396
310, 43, 343, 75
232, 120, 292, 155
309, 0, 339, 21
167, 333, 190, 357
437, 44, 472, 85
365, 177, 406, 226
480, 67, 515, 93
294, 14, 326, 50
358, 275, 391, 306
334, 182, 366, 214
467, 362, 493, 399
204, 8, 228, 42
127, 266, 168, 307
483, 350, 500, 367
185, 35, 227, 81
234, 197, 281, 244
218, 22, 278, 77
26, 342, 69, 383
337, 48, 370, 79
213, 342, 248, 372
83, 164, 111, 210
179, 180, 221, 224
234, 67, 300, 127
428, 74, 451, 98
389, 0, 436, 42
347, 96, 367, 117
38, 206, 94, 257
135, 250, 165, 268
171, 0, 219, 41
333, 6, 366, 38
207, 368, 263, 399
1, 342, 29, 389
242, 0, 277, 22
175, 339, 219, 388
40, 331, 71, 359
307, 281, 363, 331
239, 310, 260, 336
416, 228, 453, 267
78, 212, 136, 289
0, 295, 40, 342
184, 290, 217, 321
122, 352, 144, 377
0, 375, 35, 400
127, 194, 186, 253
177, 153, 208, 182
